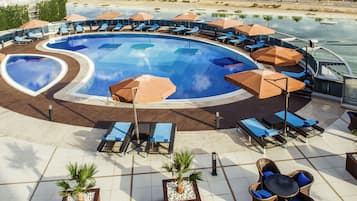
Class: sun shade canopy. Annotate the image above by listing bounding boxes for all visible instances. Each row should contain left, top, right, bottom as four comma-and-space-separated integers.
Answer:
96, 11, 120, 19
64, 14, 87, 21
251, 46, 304, 66
129, 12, 154, 21
19, 20, 49, 29
172, 13, 199, 22
207, 18, 243, 29
235, 24, 275, 36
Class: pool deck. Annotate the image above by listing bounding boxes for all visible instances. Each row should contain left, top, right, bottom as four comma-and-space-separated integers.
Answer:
0, 32, 356, 201
0, 33, 309, 131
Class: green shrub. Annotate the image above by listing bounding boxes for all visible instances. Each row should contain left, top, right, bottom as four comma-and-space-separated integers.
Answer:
292, 16, 302, 22
251, 3, 258, 7
37, 0, 66, 22
234, 10, 242, 14
239, 14, 247, 19
278, 16, 284, 20
0, 5, 29, 31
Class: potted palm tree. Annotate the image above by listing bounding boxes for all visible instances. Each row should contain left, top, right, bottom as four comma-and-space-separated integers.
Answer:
57, 163, 98, 201
162, 150, 202, 195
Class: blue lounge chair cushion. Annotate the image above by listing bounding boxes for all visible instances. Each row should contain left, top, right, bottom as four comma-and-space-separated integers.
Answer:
113, 23, 123, 30
103, 122, 131, 141
99, 23, 108, 31
246, 40, 265, 50
59, 26, 69, 34
135, 23, 146, 31
14, 36, 32, 43
172, 25, 185, 32
263, 170, 274, 178
282, 71, 308, 79
150, 123, 173, 142
251, 190, 262, 198
258, 189, 273, 198
297, 172, 311, 187
28, 32, 43, 39
241, 118, 279, 137
229, 35, 247, 44
185, 26, 199, 34
217, 32, 234, 40
148, 24, 160, 31
76, 25, 84, 32
289, 197, 301, 201
275, 111, 318, 128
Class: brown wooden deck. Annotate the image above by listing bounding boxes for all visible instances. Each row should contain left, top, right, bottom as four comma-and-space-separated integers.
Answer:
0, 36, 309, 131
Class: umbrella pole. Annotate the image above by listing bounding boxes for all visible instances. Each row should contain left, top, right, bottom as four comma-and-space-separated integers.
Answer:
132, 87, 140, 144
283, 78, 289, 138
305, 46, 309, 74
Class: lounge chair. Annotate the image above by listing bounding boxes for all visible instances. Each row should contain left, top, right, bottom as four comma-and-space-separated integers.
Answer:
147, 23, 160, 32
184, 26, 199, 35
146, 123, 176, 156
14, 36, 32, 44
245, 40, 266, 51
237, 118, 287, 154
275, 111, 324, 141
281, 71, 310, 79
27, 32, 43, 40
256, 158, 281, 182
97, 122, 134, 154
229, 35, 248, 46
288, 170, 314, 196
98, 23, 108, 31
217, 31, 234, 42
134, 23, 146, 31
347, 111, 357, 131
75, 24, 84, 33
171, 25, 186, 34
59, 26, 69, 35
248, 182, 278, 201
112, 23, 123, 31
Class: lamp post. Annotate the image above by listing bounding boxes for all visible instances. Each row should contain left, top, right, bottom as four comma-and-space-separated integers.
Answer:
211, 152, 217, 176
48, 104, 53, 121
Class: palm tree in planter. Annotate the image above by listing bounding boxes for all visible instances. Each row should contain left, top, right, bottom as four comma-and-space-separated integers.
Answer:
57, 163, 98, 201
162, 150, 202, 194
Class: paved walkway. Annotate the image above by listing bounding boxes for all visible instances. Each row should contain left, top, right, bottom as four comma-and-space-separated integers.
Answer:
0, 97, 356, 201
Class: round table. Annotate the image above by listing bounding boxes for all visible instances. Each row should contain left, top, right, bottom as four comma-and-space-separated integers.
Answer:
264, 174, 299, 199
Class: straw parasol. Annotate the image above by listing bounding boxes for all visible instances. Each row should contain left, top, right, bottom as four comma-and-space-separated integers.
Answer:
235, 24, 275, 36
96, 11, 120, 20
251, 46, 304, 66
19, 20, 49, 29
207, 18, 243, 30
129, 12, 154, 21
172, 12, 199, 22
225, 69, 305, 136
64, 13, 87, 21
109, 75, 176, 145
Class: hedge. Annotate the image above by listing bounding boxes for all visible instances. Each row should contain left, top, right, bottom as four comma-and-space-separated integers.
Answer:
37, 0, 67, 22
0, 5, 29, 31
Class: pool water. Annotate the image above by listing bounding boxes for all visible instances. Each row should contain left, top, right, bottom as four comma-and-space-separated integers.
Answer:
5, 55, 62, 93
47, 34, 258, 99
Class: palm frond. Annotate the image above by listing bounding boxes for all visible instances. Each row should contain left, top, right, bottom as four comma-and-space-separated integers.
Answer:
188, 171, 202, 182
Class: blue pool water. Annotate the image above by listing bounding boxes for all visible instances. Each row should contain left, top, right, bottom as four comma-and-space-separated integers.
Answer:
5, 55, 62, 92
47, 34, 258, 99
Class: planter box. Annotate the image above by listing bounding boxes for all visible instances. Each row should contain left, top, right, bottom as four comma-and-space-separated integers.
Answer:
62, 188, 100, 201
162, 179, 201, 201
346, 152, 357, 179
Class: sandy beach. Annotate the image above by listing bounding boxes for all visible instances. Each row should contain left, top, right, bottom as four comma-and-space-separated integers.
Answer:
67, 0, 357, 19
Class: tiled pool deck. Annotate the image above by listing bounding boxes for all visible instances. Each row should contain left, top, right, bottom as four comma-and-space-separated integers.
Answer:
0, 97, 356, 201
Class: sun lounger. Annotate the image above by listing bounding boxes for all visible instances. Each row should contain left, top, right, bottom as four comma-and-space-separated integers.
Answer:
217, 32, 234, 42
14, 36, 32, 44
281, 71, 311, 79
237, 118, 286, 154
59, 26, 69, 35
184, 26, 199, 35
171, 25, 186, 34
229, 35, 248, 45
75, 24, 84, 33
112, 23, 123, 31
245, 40, 266, 51
147, 23, 160, 32
27, 32, 43, 40
275, 111, 324, 141
134, 23, 146, 31
147, 123, 176, 155
98, 23, 108, 31
97, 122, 134, 153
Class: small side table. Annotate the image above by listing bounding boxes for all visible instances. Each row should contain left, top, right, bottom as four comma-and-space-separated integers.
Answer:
264, 174, 299, 200
263, 115, 284, 130
346, 152, 357, 179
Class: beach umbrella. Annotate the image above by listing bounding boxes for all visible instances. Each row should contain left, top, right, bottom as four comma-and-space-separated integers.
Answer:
207, 18, 243, 30
251, 46, 304, 66
129, 12, 154, 21
109, 75, 176, 144
172, 12, 199, 27
96, 11, 120, 20
19, 20, 49, 29
235, 24, 275, 36
64, 13, 87, 21
224, 69, 305, 137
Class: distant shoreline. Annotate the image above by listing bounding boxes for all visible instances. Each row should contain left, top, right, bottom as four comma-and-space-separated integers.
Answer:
67, 0, 357, 19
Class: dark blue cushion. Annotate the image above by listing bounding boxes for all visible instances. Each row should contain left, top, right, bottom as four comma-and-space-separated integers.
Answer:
297, 172, 311, 187
251, 190, 262, 198
263, 170, 274, 178
289, 197, 301, 201
257, 189, 272, 198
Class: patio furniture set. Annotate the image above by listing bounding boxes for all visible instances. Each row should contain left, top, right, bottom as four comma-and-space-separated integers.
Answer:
249, 158, 315, 201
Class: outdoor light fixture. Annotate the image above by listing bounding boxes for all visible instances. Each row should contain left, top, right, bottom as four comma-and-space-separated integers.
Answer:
212, 152, 217, 176
48, 104, 53, 121
215, 112, 221, 129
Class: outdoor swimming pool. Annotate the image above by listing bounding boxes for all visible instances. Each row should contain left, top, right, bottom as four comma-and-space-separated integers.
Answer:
47, 34, 258, 99
0, 54, 67, 96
